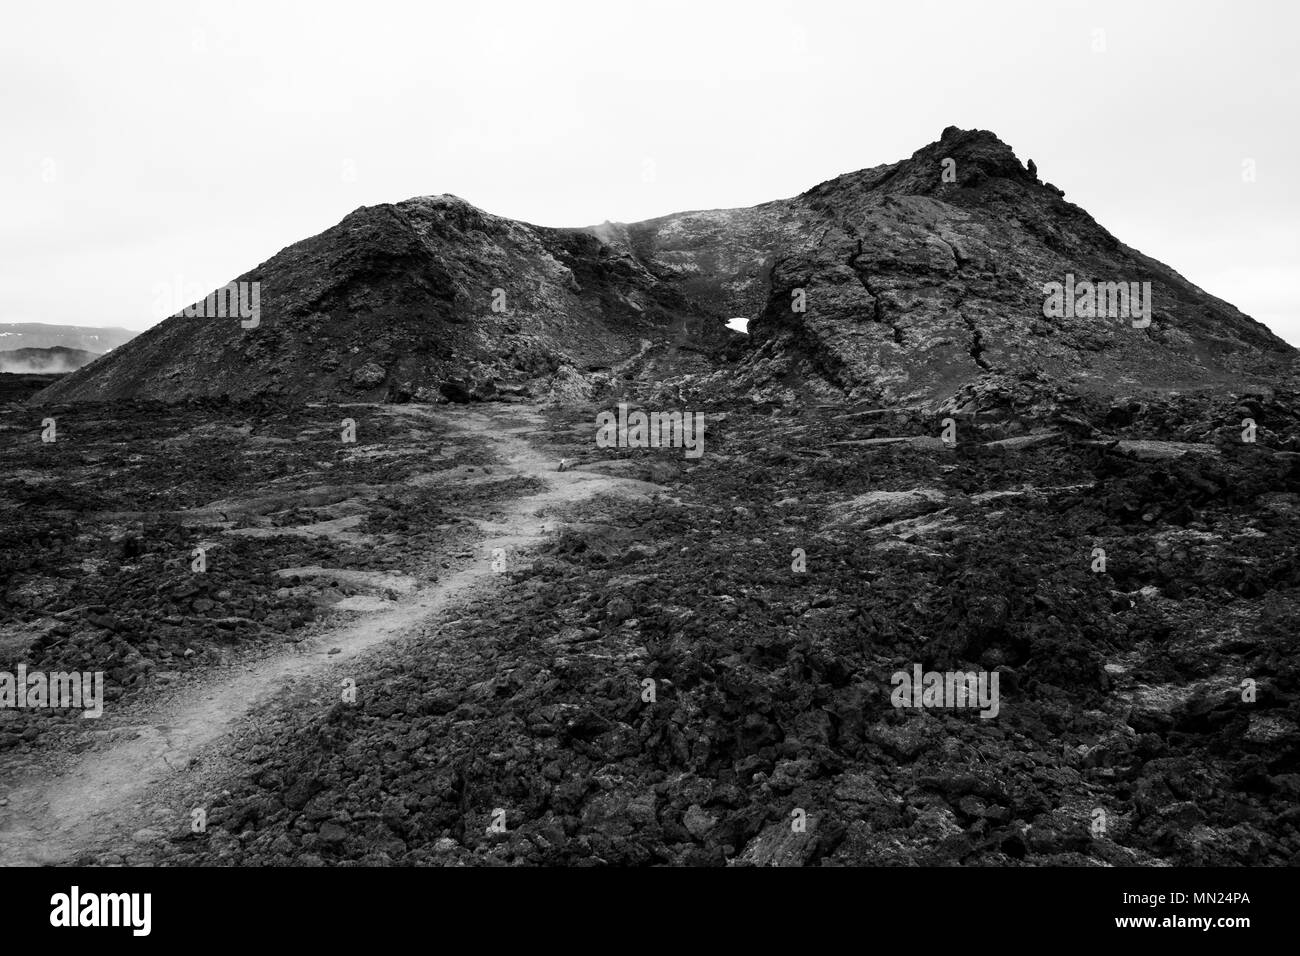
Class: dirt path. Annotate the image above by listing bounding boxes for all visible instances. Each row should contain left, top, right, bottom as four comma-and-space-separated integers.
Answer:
0, 403, 650, 866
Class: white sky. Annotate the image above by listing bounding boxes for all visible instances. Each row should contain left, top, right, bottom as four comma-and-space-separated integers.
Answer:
2, 0, 1297, 342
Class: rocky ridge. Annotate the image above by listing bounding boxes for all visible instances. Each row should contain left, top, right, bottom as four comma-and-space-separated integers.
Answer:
35, 128, 1293, 409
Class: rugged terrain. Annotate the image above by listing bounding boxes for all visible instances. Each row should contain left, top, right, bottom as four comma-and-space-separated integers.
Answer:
4, 128, 1298, 867
0, 374, 62, 405
34, 128, 1292, 409
2, 385, 1299, 866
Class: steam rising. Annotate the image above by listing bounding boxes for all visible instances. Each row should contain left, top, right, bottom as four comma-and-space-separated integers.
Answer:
0, 348, 100, 374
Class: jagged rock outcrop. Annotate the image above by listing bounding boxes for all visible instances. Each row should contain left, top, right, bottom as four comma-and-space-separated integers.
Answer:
37, 127, 1292, 406
716, 127, 1292, 406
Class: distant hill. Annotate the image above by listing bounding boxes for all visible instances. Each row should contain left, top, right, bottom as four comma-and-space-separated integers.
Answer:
0, 346, 101, 374
0, 323, 135, 354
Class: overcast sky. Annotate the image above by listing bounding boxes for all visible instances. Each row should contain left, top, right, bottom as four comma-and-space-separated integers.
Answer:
3, 0, 1297, 342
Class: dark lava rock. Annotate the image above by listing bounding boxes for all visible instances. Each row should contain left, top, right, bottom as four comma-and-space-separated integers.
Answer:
32, 128, 1289, 411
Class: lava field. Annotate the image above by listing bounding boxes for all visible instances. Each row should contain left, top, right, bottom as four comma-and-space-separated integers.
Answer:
5, 384, 1298, 867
